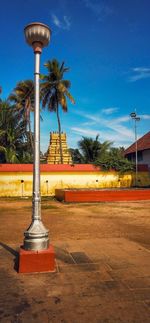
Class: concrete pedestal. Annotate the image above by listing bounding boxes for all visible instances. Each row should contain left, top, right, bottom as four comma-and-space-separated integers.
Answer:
18, 245, 55, 273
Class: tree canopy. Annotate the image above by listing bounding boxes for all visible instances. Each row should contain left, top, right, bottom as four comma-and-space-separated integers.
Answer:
70, 136, 134, 172
40, 59, 75, 163
9, 80, 34, 154
94, 146, 135, 172
0, 100, 31, 163
77, 135, 111, 163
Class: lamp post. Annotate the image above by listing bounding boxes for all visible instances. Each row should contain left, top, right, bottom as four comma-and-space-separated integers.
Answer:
24, 22, 51, 250
130, 112, 140, 187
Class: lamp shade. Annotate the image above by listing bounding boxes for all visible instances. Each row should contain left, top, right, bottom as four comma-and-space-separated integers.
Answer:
130, 112, 136, 118
24, 22, 51, 48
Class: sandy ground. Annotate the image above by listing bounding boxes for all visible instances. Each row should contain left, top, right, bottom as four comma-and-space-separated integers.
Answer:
0, 198, 150, 322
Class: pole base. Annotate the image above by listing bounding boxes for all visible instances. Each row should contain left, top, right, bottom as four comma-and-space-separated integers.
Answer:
18, 245, 56, 273
23, 219, 49, 251
23, 237, 49, 251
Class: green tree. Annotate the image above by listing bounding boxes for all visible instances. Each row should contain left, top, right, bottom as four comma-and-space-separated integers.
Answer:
0, 86, 2, 104
0, 100, 29, 163
78, 135, 112, 163
69, 148, 84, 164
95, 147, 135, 172
71, 136, 133, 172
40, 59, 75, 164
9, 80, 34, 154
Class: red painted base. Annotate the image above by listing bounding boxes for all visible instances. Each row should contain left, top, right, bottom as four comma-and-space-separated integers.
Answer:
55, 188, 150, 203
18, 245, 56, 273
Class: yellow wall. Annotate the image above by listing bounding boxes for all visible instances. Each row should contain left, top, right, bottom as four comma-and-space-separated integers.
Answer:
0, 170, 150, 197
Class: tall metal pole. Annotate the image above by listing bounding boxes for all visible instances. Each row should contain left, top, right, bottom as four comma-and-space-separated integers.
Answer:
33, 51, 41, 222
23, 22, 51, 251
135, 118, 138, 187
23, 46, 49, 251
130, 112, 140, 187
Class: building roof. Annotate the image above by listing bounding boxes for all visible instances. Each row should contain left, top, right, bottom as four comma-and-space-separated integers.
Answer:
0, 164, 101, 173
124, 131, 150, 155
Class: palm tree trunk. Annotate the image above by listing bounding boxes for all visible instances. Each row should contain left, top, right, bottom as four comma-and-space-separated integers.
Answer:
56, 102, 63, 164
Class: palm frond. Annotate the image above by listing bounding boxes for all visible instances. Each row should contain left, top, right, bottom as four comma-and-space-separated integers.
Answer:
60, 95, 67, 112
64, 89, 75, 104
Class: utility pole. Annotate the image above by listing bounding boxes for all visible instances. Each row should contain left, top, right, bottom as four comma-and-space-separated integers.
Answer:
130, 112, 140, 186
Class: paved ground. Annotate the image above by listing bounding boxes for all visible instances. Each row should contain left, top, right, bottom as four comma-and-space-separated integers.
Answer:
0, 198, 150, 322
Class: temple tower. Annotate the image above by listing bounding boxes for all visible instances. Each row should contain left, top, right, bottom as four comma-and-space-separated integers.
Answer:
47, 132, 72, 164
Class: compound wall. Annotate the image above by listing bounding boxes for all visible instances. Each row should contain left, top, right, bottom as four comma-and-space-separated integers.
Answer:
0, 164, 149, 197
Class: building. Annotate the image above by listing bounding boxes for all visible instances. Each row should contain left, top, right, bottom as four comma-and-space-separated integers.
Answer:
124, 131, 150, 170
47, 132, 72, 164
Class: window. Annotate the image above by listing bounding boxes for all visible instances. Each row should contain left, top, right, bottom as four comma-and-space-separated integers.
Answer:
138, 151, 143, 161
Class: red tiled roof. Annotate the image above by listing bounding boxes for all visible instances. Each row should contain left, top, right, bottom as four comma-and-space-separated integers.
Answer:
0, 164, 101, 173
124, 131, 150, 155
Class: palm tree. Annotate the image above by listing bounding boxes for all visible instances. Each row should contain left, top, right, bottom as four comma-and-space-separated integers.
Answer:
9, 80, 34, 153
40, 59, 75, 164
69, 148, 84, 164
0, 100, 27, 163
0, 86, 2, 103
78, 135, 112, 163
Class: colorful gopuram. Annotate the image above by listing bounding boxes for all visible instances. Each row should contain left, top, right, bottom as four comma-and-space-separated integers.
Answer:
47, 132, 72, 164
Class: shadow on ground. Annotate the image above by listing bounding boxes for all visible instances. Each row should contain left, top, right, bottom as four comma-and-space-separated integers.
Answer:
0, 242, 19, 272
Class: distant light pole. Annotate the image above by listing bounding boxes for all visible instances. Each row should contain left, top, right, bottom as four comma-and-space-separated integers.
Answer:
130, 112, 140, 187
24, 22, 51, 250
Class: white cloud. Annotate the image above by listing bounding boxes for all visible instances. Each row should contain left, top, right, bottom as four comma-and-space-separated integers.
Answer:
80, 112, 131, 133
51, 14, 71, 30
63, 16, 71, 30
101, 107, 118, 115
71, 126, 132, 148
83, 0, 113, 21
71, 127, 99, 137
110, 115, 130, 123
139, 114, 150, 120
82, 121, 97, 126
52, 14, 61, 28
129, 67, 150, 82
72, 110, 135, 146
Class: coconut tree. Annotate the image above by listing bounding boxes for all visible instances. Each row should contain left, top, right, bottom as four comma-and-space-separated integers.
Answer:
40, 59, 75, 164
78, 135, 112, 163
69, 148, 84, 164
0, 100, 27, 163
9, 80, 34, 153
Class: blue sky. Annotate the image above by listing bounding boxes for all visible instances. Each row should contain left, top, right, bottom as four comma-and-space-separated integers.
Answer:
1, 0, 150, 152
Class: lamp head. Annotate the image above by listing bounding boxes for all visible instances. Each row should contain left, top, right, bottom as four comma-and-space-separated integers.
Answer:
24, 22, 51, 53
130, 112, 136, 118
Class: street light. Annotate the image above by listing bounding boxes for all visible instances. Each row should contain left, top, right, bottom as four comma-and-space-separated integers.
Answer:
23, 22, 51, 250
130, 111, 140, 187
